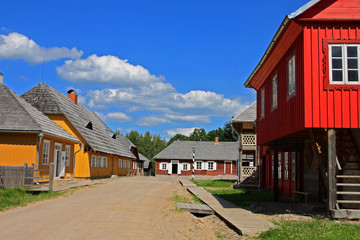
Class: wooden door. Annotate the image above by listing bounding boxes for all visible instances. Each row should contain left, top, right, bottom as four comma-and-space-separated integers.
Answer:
225, 161, 232, 174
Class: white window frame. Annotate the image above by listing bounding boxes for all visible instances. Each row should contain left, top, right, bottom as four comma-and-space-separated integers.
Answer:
91, 155, 96, 168
272, 75, 278, 110
160, 162, 167, 170
96, 156, 101, 168
42, 140, 50, 165
207, 161, 216, 171
278, 153, 282, 180
284, 152, 289, 180
196, 161, 203, 170
288, 54, 296, 97
292, 152, 296, 181
65, 145, 71, 166
182, 163, 189, 171
118, 159, 122, 169
260, 88, 265, 119
127, 160, 130, 169
329, 44, 360, 85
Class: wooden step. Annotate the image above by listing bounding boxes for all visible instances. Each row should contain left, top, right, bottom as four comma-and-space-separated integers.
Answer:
337, 183, 360, 187
337, 175, 360, 179
337, 200, 360, 204
337, 191, 360, 195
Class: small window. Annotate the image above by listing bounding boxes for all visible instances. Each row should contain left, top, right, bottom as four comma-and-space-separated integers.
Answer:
127, 160, 130, 169
208, 162, 214, 170
65, 145, 71, 166
42, 140, 50, 165
104, 157, 108, 168
272, 75, 277, 110
91, 155, 96, 167
182, 163, 188, 171
278, 153, 282, 180
118, 159, 122, 169
271, 154, 274, 180
96, 156, 101, 168
260, 88, 265, 118
160, 163, 167, 170
284, 152, 288, 180
288, 55, 296, 96
329, 44, 360, 84
196, 161, 202, 170
292, 152, 296, 181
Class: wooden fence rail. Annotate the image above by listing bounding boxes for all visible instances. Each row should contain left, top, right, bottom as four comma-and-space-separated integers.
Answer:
0, 163, 54, 191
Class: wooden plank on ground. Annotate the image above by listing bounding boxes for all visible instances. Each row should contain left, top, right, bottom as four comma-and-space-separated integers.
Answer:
179, 180, 196, 187
176, 203, 214, 215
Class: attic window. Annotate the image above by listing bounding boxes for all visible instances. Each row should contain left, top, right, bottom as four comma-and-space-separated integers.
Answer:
86, 122, 93, 130
112, 134, 116, 139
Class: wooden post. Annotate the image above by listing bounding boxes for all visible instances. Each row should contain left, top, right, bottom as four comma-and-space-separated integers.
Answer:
49, 163, 54, 192
273, 151, 279, 202
328, 129, 336, 211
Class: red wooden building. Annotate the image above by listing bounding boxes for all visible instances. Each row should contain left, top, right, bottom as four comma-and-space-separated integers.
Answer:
245, 0, 360, 218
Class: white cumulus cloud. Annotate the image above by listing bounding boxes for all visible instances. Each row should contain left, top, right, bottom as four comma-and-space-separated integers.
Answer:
164, 128, 197, 137
57, 54, 165, 87
137, 115, 171, 126
0, 32, 83, 64
95, 111, 132, 123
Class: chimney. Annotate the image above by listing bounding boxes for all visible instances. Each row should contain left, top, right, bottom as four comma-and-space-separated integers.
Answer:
0, 72, 3, 85
215, 137, 219, 144
67, 89, 78, 104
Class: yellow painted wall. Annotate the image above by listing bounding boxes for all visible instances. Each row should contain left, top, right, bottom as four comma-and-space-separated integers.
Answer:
47, 114, 90, 178
0, 132, 76, 182
47, 114, 136, 178
0, 132, 37, 167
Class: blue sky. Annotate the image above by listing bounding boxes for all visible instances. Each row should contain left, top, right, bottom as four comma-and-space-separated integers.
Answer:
0, 0, 309, 138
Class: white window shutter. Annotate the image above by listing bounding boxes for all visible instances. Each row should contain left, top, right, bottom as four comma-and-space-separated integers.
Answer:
213, 162, 217, 170
204, 162, 208, 170
168, 163, 171, 174
179, 163, 183, 171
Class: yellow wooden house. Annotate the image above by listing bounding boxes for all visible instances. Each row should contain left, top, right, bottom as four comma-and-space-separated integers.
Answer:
22, 83, 136, 178
0, 83, 80, 181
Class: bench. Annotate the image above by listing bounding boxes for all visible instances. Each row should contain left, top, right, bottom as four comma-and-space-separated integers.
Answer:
293, 191, 312, 203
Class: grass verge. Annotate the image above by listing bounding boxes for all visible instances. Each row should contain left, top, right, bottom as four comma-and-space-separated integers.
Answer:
207, 188, 273, 207
260, 219, 360, 240
190, 180, 234, 188
0, 187, 74, 211
173, 193, 202, 204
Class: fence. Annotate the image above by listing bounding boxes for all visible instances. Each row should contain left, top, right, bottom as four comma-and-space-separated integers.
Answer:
0, 163, 54, 191
242, 166, 257, 178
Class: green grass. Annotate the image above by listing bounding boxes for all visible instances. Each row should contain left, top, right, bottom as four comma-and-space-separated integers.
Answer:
207, 188, 273, 207
260, 219, 360, 240
173, 193, 202, 204
0, 187, 71, 211
190, 179, 234, 188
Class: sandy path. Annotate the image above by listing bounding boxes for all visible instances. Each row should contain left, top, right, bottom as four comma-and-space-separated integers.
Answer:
0, 177, 243, 240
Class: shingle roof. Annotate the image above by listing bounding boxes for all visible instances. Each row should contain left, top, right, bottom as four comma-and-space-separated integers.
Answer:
0, 84, 79, 143
232, 102, 256, 123
139, 153, 150, 168
21, 82, 134, 158
154, 141, 238, 161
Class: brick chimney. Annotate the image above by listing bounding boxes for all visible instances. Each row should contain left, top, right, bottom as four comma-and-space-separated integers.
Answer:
67, 89, 78, 104
215, 137, 219, 144
0, 72, 3, 85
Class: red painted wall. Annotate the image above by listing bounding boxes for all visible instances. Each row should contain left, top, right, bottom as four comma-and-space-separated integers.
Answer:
304, 22, 360, 129
256, 34, 305, 146
155, 160, 237, 176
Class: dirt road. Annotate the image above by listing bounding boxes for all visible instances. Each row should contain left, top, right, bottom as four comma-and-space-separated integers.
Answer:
0, 177, 242, 240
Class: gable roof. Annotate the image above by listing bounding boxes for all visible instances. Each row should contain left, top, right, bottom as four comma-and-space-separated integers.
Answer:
232, 102, 256, 123
0, 84, 79, 143
21, 82, 134, 158
139, 153, 150, 169
244, 0, 322, 89
154, 141, 238, 161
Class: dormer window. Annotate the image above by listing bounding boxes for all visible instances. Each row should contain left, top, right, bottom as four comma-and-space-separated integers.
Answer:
329, 44, 360, 84
86, 121, 93, 130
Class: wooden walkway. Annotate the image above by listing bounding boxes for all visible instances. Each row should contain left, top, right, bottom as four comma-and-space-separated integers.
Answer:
187, 187, 274, 235
28, 182, 97, 193
179, 180, 196, 187
176, 203, 214, 215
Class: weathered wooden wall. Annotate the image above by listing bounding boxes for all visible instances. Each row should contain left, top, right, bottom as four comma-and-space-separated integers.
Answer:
0, 164, 34, 189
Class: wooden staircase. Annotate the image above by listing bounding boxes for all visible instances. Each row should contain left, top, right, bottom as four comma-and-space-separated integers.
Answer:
332, 129, 360, 219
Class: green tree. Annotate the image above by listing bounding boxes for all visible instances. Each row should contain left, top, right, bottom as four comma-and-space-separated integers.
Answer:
167, 134, 189, 146
189, 128, 207, 141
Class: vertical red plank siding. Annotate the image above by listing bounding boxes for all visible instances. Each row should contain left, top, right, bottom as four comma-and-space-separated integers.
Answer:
257, 35, 305, 145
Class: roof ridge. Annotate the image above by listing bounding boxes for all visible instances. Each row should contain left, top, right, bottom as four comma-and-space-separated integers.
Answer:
3, 85, 42, 131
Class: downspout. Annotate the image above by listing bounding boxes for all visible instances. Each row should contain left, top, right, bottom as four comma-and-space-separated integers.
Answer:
36, 132, 44, 184
72, 143, 82, 181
